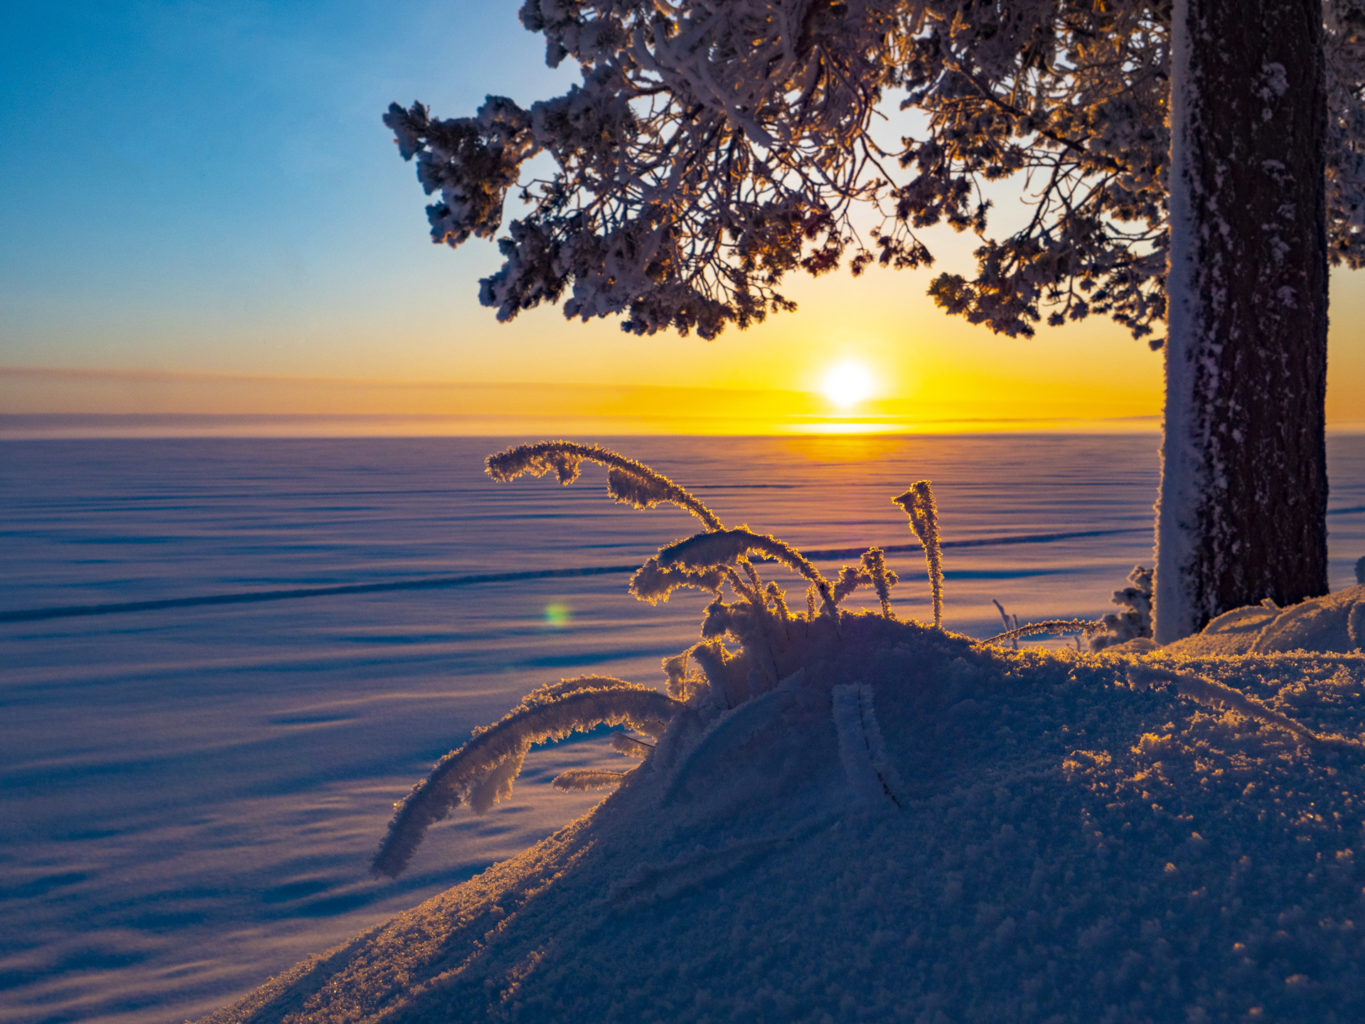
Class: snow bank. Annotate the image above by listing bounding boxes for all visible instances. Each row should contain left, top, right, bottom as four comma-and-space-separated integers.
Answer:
1163, 584, 1365, 657
203, 609, 1365, 1023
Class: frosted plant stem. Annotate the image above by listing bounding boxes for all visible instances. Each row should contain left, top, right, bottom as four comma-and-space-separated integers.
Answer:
551, 768, 630, 791
658, 527, 840, 621
373, 683, 681, 877
861, 547, 896, 619
992, 599, 1019, 650
894, 482, 944, 629
629, 559, 755, 606
486, 440, 725, 530
488, 440, 768, 594
979, 619, 1106, 647
832, 684, 902, 808
765, 582, 792, 640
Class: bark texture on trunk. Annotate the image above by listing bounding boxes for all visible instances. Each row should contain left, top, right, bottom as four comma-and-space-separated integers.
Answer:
1156, 0, 1329, 642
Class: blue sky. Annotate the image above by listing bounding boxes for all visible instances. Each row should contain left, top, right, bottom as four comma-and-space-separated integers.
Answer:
1, 1, 567, 374
1, 2, 1361, 434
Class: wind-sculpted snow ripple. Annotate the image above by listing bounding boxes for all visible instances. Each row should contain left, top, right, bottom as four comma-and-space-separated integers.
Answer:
8, 434, 1365, 1024
0, 527, 1146, 624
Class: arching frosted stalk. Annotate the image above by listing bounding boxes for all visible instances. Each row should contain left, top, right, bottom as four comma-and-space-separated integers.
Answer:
486, 440, 725, 530
657, 527, 839, 620
488, 440, 765, 592
373, 682, 681, 878
630, 558, 750, 605
978, 619, 1105, 648
1126, 663, 1355, 749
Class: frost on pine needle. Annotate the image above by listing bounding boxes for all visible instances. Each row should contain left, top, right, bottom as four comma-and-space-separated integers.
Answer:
894, 481, 944, 628
486, 440, 725, 531
372, 680, 681, 878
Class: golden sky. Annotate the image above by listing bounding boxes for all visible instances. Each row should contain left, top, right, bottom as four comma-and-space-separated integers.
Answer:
4, 4, 1363, 438
7, 262, 1365, 437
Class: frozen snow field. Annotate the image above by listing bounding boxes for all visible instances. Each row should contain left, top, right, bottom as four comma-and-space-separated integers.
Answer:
206, 608, 1365, 1023
3, 434, 1364, 1022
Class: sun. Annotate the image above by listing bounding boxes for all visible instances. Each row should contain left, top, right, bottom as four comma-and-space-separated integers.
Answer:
820, 359, 875, 410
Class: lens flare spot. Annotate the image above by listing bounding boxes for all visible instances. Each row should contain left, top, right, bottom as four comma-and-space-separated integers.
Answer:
543, 602, 572, 628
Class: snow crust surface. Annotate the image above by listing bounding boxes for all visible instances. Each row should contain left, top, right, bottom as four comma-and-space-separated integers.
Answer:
7, 436, 1365, 1022
206, 607, 1365, 1024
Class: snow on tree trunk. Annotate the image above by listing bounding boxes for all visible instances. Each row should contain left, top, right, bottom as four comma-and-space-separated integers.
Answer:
1156, 0, 1330, 642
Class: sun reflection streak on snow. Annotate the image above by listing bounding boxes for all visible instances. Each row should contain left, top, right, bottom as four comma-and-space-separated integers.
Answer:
791, 420, 903, 435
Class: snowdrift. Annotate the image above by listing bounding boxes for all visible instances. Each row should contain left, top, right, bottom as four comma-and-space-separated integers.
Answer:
201, 446, 1365, 1022
1162, 584, 1365, 657
204, 604, 1365, 1023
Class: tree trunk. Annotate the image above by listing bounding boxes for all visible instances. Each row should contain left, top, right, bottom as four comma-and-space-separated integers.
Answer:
1155, 0, 1330, 642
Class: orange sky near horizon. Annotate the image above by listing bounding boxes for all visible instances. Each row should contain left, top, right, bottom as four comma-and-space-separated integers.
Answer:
7, 261, 1365, 438
5, 4, 1364, 441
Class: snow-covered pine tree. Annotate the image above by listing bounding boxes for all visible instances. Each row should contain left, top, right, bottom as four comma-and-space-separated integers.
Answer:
385, 0, 1365, 639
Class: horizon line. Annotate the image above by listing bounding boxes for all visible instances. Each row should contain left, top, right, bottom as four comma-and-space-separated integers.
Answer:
0, 411, 1178, 441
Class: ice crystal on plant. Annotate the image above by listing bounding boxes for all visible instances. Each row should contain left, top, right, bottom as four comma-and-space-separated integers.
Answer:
374, 442, 959, 876
861, 547, 898, 620
1091, 565, 1155, 651
894, 481, 944, 628
486, 440, 724, 530
551, 768, 631, 792
373, 441, 1362, 885
373, 678, 680, 877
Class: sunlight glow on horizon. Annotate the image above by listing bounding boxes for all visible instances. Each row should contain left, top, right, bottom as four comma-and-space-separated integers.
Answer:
3, 5, 1362, 439
820, 359, 877, 410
